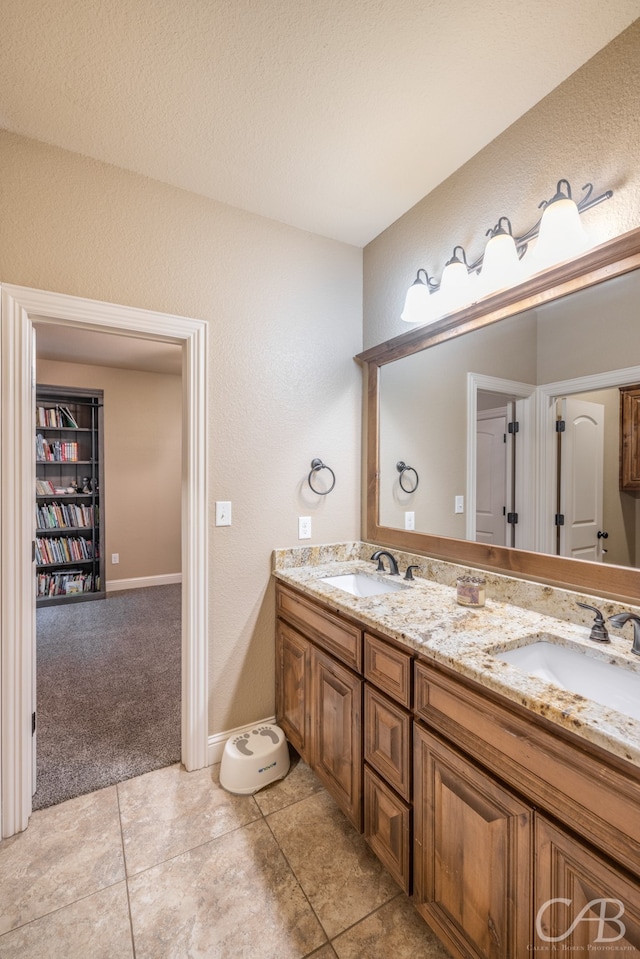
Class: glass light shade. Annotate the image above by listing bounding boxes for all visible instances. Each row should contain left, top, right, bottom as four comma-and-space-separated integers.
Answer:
530, 197, 589, 272
438, 259, 475, 315
401, 277, 432, 323
478, 232, 524, 298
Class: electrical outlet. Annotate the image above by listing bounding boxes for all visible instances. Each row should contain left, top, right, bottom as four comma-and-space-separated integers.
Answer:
298, 516, 312, 539
454, 495, 464, 514
215, 501, 232, 526
405, 511, 415, 530
111, 553, 119, 564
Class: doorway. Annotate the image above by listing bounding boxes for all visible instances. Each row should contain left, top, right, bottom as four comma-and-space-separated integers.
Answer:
33, 326, 184, 807
0, 284, 209, 838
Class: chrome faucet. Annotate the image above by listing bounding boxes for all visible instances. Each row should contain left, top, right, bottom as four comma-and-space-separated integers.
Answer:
608, 612, 640, 656
370, 550, 399, 575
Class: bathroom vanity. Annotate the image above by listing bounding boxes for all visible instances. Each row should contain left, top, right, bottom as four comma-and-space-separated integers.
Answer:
274, 545, 640, 959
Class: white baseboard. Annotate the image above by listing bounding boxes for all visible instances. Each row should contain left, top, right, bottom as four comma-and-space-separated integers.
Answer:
207, 716, 277, 765
106, 573, 182, 592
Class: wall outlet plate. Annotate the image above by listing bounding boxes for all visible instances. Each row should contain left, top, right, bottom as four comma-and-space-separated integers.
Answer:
405, 511, 415, 530
298, 516, 311, 539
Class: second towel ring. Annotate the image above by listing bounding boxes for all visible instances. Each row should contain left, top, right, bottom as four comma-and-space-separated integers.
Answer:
308, 458, 336, 495
396, 461, 419, 494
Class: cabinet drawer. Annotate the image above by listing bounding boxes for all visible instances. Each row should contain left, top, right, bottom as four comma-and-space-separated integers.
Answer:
364, 684, 411, 801
364, 633, 412, 707
363, 765, 411, 894
414, 658, 640, 880
277, 584, 362, 671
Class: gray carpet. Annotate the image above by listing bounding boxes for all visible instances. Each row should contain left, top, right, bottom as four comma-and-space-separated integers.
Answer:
33, 584, 181, 810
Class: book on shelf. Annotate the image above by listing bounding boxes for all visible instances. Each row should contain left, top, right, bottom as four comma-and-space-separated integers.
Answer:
36, 502, 93, 529
36, 569, 97, 597
36, 434, 79, 462
36, 405, 79, 429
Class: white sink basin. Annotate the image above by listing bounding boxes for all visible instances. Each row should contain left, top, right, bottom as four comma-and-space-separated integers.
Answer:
320, 573, 408, 597
496, 638, 640, 721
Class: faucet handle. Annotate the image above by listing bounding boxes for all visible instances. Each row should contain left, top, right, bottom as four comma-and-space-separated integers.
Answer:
577, 602, 610, 643
404, 565, 421, 581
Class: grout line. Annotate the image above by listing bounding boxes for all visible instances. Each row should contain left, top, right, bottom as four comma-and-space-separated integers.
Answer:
115, 782, 138, 959
262, 803, 331, 947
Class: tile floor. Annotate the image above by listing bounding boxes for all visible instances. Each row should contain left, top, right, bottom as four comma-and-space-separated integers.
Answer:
0, 752, 451, 959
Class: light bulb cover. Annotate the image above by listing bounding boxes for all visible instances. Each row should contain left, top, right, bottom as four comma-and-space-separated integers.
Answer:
439, 247, 475, 314
530, 180, 589, 272
401, 269, 433, 323
478, 218, 524, 297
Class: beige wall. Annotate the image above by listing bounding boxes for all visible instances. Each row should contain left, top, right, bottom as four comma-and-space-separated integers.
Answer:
36, 357, 182, 583
0, 131, 363, 735
364, 20, 640, 350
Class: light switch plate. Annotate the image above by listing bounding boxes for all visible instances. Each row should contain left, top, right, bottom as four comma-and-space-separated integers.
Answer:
454, 495, 464, 514
405, 511, 415, 530
215, 501, 232, 526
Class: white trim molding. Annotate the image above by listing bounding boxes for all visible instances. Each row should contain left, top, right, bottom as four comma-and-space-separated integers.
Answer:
106, 574, 183, 592
207, 717, 277, 766
466, 373, 536, 551
0, 284, 209, 837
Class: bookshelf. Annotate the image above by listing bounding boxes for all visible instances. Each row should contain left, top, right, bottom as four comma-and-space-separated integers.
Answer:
35, 385, 105, 606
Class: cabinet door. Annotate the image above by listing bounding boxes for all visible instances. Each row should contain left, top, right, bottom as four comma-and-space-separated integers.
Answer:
364, 765, 411, 893
620, 384, 640, 490
414, 724, 532, 959
535, 815, 640, 957
311, 646, 362, 830
275, 621, 310, 761
364, 684, 411, 800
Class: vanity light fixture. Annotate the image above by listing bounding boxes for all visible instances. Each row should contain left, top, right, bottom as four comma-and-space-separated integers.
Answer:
401, 179, 612, 323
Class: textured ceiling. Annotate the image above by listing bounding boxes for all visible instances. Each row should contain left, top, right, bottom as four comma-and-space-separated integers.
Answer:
2, 1, 639, 247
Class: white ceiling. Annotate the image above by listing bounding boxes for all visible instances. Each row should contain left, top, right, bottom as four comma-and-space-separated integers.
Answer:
35, 324, 183, 375
2, 0, 639, 248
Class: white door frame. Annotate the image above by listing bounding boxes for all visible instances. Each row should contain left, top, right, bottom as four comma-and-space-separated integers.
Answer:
467, 373, 536, 550
1, 284, 209, 838
536, 364, 640, 556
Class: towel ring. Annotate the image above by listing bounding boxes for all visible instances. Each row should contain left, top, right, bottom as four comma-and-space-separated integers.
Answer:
396, 461, 419, 494
308, 458, 336, 495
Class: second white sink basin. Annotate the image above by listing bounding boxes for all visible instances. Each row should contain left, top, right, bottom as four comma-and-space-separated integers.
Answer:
320, 573, 408, 597
496, 637, 640, 721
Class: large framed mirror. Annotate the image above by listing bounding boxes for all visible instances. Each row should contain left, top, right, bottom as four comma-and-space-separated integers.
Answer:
357, 226, 640, 602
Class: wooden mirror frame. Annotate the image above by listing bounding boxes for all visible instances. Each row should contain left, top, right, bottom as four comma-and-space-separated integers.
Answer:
356, 226, 640, 603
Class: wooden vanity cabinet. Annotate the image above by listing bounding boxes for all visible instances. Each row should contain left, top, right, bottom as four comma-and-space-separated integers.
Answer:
413, 657, 640, 959
620, 384, 640, 491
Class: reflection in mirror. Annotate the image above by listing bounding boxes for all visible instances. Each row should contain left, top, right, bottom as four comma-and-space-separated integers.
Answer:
378, 268, 640, 570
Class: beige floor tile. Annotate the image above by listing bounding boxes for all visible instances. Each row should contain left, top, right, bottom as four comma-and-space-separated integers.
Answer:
267, 790, 399, 939
128, 817, 326, 959
0, 786, 124, 935
118, 762, 261, 875
332, 895, 452, 959
0, 882, 133, 959
253, 751, 323, 816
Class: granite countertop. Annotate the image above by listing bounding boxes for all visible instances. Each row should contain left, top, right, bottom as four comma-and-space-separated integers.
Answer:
273, 552, 640, 770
